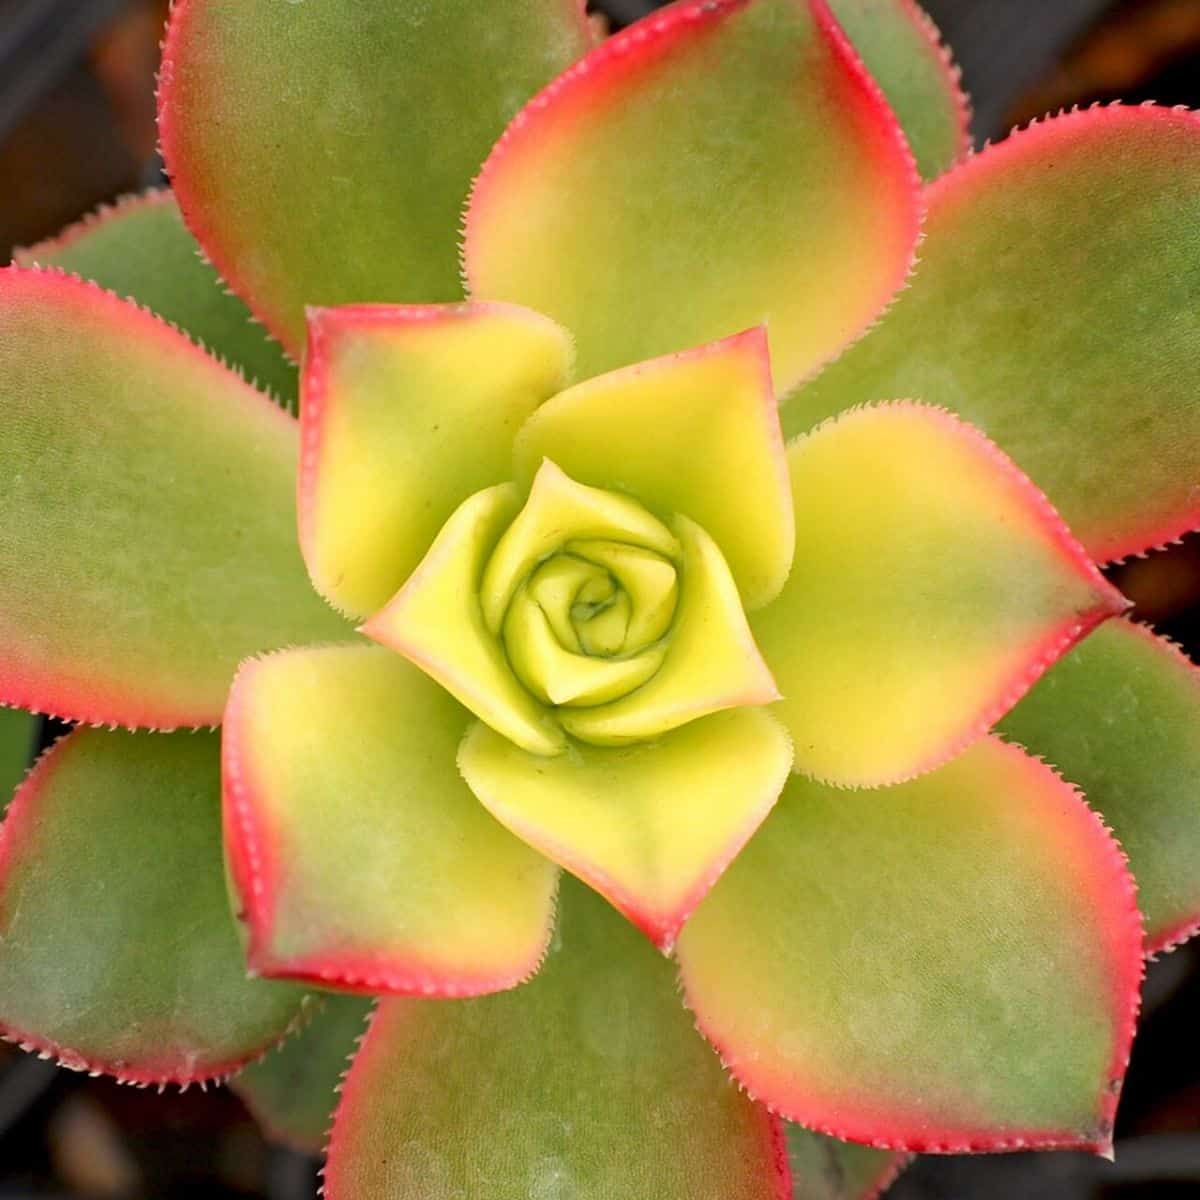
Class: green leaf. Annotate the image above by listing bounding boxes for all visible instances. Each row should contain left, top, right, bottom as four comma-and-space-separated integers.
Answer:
363, 483, 567, 757
828, 0, 970, 181
1001, 618, 1200, 953
233, 993, 372, 1153
14, 190, 297, 404
676, 738, 1144, 1153
159, 0, 592, 352
324, 878, 789, 1200
785, 1124, 908, 1200
0, 709, 35, 811
513, 328, 794, 609
300, 302, 572, 618
459, 708, 792, 948
789, 106, 1200, 563
465, 0, 921, 393
0, 268, 348, 728
753, 403, 1124, 786
223, 644, 559, 993
0, 728, 307, 1083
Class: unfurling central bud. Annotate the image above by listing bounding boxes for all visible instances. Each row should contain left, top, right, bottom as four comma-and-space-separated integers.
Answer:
478, 460, 683, 712
368, 455, 780, 757
504, 541, 679, 707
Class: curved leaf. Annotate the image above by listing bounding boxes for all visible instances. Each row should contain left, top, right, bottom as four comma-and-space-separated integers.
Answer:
459, 708, 792, 948
223, 644, 559, 993
677, 738, 1143, 1153
0, 268, 347, 728
301, 303, 572, 617
325, 878, 790, 1200
15, 190, 297, 403
465, 0, 921, 393
0, 728, 307, 1084
791, 105, 1200, 562
362, 484, 566, 757
513, 328, 793, 609
785, 1125, 908, 1200
1001, 618, 1200, 954
233, 993, 372, 1153
754, 403, 1124, 786
160, 0, 592, 352
828, 0, 970, 180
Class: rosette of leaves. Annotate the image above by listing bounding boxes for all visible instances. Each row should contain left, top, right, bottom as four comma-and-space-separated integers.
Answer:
1, 1, 1200, 1197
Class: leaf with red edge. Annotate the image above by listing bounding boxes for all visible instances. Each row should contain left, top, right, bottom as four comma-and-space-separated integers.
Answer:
222, 643, 558, 994
1002, 618, 1200, 955
325, 877, 790, 1200
458, 707, 792, 949
300, 302, 571, 619
512, 327, 794, 610
792, 105, 1200, 563
828, 0, 970, 180
753, 402, 1125, 786
159, 0, 592, 353
785, 1125, 909, 1200
0, 728, 307, 1085
465, 0, 920, 393
14, 190, 297, 404
0, 267, 348, 729
677, 737, 1144, 1154
233, 993, 372, 1153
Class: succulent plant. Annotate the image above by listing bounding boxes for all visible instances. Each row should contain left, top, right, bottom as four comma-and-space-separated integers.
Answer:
1, 1, 1200, 1196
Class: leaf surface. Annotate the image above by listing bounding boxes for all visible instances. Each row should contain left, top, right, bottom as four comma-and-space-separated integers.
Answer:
465, 0, 920, 392
325, 879, 790, 1200
0, 268, 347, 728
15, 190, 297, 402
459, 708, 792, 948
0, 728, 307, 1083
223, 644, 558, 993
791, 106, 1200, 561
160, 0, 592, 352
677, 738, 1143, 1152
1001, 618, 1200, 953
754, 403, 1124, 785
301, 303, 571, 617
233, 993, 372, 1153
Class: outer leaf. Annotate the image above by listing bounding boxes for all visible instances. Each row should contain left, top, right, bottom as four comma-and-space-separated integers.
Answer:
1001, 618, 1200, 954
753, 403, 1124, 786
223, 644, 559, 993
362, 484, 567, 757
464, 0, 920, 393
159, 0, 592, 353
14, 190, 297, 403
233, 993, 372, 1154
301, 303, 572, 618
785, 1125, 908, 1200
513, 328, 794, 609
791, 105, 1200, 562
558, 516, 779, 745
828, 0, 970, 180
0, 268, 347, 729
677, 737, 1144, 1153
0, 728, 307, 1084
325, 878, 790, 1200
0, 709, 35, 809
459, 708, 792, 949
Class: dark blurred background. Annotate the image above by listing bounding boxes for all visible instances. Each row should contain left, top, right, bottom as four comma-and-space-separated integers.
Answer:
2, 0, 1200, 1196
